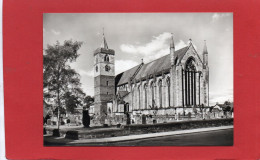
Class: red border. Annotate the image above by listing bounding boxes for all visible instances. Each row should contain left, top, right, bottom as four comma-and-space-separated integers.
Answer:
3, 0, 260, 159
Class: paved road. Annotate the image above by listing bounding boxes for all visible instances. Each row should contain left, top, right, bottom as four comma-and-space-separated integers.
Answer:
69, 129, 233, 146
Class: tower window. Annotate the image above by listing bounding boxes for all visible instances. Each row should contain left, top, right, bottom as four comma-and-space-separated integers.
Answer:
105, 65, 110, 72
107, 92, 108, 95
106, 81, 109, 86
104, 55, 109, 62
96, 66, 98, 72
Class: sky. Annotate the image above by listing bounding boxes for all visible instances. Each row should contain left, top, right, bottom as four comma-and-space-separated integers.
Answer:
43, 13, 233, 105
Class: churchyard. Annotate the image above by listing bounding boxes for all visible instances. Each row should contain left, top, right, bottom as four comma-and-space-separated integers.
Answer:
44, 118, 233, 143
44, 106, 233, 141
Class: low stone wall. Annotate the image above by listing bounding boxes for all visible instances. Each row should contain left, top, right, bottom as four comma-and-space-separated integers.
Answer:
65, 118, 233, 140
123, 118, 233, 132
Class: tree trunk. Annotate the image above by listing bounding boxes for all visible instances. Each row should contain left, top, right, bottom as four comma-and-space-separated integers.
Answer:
57, 67, 61, 131
57, 88, 60, 130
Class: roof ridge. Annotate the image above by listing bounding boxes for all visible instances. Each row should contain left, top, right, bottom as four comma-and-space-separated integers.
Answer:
175, 45, 189, 56
143, 46, 189, 65
131, 63, 144, 80
116, 46, 190, 86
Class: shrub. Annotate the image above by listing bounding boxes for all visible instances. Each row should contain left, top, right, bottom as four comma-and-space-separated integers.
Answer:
65, 131, 79, 140
53, 129, 60, 137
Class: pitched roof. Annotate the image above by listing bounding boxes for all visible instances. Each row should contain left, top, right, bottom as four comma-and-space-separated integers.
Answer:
115, 46, 189, 86
175, 46, 190, 61
116, 64, 143, 86
118, 91, 129, 98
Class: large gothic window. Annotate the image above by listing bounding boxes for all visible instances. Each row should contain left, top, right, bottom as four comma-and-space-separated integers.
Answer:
158, 80, 162, 108
186, 58, 196, 71
184, 57, 197, 106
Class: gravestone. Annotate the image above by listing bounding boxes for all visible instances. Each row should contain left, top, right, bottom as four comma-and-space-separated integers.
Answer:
188, 112, 192, 120
47, 119, 51, 125
126, 113, 130, 125
142, 114, 146, 124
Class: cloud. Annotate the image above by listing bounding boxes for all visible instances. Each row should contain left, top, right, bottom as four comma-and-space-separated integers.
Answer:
78, 60, 138, 77
120, 32, 192, 63
51, 29, 61, 35
211, 13, 231, 23
120, 32, 171, 56
79, 69, 94, 77
115, 60, 139, 75
209, 88, 233, 105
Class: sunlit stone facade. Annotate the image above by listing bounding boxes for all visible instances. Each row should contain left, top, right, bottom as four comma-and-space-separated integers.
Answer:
94, 34, 209, 124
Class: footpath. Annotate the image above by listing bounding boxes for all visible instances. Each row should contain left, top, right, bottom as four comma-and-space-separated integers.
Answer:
44, 125, 233, 145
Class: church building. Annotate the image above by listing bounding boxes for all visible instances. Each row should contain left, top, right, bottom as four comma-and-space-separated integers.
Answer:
93, 33, 209, 124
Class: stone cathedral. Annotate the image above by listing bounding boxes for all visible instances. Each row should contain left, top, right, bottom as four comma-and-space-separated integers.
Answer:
94, 33, 209, 124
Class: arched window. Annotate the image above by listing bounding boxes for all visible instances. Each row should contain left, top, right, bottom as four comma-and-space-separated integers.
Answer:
104, 55, 109, 62
132, 87, 135, 110
158, 80, 162, 107
138, 86, 141, 110
144, 84, 147, 109
105, 65, 110, 72
151, 82, 155, 107
167, 77, 170, 107
184, 57, 197, 106
96, 66, 98, 72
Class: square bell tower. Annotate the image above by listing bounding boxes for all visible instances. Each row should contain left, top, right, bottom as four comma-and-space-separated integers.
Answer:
93, 32, 115, 124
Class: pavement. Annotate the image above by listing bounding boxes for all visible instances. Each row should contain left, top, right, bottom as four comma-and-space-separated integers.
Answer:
44, 125, 233, 145
82, 128, 233, 146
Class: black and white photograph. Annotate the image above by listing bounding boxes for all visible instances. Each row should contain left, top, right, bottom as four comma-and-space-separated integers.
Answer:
43, 13, 233, 146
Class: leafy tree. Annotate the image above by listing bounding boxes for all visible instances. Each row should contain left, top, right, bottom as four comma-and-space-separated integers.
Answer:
43, 40, 83, 130
84, 96, 94, 108
64, 91, 85, 114
53, 107, 66, 116
224, 101, 231, 105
